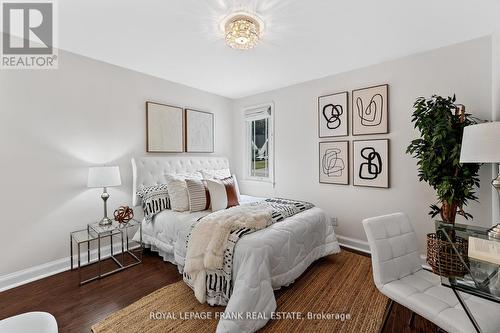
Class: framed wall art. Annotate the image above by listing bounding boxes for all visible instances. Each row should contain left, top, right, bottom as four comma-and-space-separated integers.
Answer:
319, 141, 349, 185
146, 101, 184, 153
318, 91, 348, 137
353, 139, 389, 188
352, 84, 388, 135
185, 109, 214, 153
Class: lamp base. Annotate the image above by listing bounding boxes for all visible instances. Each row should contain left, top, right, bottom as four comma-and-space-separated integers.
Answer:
99, 217, 113, 226
98, 187, 113, 226
488, 224, 500, 240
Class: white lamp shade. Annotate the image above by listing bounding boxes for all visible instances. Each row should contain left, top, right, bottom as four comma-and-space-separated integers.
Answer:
460, 122, 500, 163
87, 166, 122, 188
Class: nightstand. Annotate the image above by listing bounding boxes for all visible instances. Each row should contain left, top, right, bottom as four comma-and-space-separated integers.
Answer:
70, 219, 142, 285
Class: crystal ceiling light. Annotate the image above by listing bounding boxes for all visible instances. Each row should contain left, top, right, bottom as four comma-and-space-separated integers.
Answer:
220, 11, 264, 50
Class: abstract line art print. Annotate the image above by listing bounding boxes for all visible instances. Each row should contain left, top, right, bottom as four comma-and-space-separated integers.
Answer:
318, 91, 348, 137
322, 148, 345, 177
359, 147, 382, 180
353, 139, 389, 188
357, 94, 383, 127
352, 84, 388, 135
319, 141, 349, 185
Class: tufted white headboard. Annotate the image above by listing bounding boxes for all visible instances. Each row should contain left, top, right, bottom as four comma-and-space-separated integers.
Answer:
131, 156, 230, 206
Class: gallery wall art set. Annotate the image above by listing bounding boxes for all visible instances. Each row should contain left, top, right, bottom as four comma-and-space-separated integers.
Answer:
318, 84, 390, 188
146, 101, 214, 153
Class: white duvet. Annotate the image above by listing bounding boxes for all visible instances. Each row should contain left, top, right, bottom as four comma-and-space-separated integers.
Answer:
134, 195, 340, 333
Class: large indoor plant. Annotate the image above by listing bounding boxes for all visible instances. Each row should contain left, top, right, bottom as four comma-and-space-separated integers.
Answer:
406, 95, 481, 275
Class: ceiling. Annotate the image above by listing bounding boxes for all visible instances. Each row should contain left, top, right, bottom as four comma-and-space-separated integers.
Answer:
54, 1, 500, 98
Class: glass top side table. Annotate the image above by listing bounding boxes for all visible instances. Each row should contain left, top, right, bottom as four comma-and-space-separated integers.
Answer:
435, 221, 500, 332
70, 219, 142, 285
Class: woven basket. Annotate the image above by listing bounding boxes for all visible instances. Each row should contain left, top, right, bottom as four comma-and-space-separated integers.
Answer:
426, 232, 468, 277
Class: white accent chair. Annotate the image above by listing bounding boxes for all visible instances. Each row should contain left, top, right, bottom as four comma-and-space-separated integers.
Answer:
362, 213, 500, 333
0, 312, 58, 333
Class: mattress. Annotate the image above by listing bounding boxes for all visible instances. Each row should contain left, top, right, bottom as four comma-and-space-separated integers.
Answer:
134, 195, 340, 332
138, 195, 262, 264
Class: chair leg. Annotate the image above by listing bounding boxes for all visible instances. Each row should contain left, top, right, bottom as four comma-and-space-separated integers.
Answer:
408, 311, 416, 327
379, 299, 395, 333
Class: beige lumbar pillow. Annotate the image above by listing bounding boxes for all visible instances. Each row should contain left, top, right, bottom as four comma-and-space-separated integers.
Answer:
165, 174, 190, 212
206, 176, 240, 212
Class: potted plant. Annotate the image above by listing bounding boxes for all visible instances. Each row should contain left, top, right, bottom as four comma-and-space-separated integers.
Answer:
406, 95, 481, 276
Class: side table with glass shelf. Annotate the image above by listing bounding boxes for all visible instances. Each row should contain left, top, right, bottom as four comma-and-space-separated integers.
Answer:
70, 219, 142, 285
434, 221, 500, 333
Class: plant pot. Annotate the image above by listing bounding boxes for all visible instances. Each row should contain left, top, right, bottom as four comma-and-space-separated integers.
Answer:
426, 232, 468, 277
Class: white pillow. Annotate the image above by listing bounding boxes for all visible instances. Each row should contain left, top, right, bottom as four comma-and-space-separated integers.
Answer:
232, 174, 241, 201
173, 171, 203, 180
201, 170, 241, 201
165, 174, 189, 212
199, 168, 231, 180
206, 176, 240, 212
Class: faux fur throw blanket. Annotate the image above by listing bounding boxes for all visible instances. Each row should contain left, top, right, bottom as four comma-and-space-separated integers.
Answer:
182, 198, 314, 305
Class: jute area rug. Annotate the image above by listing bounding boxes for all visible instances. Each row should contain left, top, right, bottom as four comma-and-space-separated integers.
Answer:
92, 251, 388, 333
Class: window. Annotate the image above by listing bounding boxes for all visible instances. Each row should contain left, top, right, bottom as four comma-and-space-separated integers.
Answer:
245, 103, 274, 183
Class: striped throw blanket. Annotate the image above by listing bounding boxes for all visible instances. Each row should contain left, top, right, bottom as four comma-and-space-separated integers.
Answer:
182, 198, 314, 305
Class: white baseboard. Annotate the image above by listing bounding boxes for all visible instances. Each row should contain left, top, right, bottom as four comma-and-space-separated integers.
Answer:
1, 235, 369, 292
0, 243, 135, 292
337, 235, 371, 254
0, 257, 70, 293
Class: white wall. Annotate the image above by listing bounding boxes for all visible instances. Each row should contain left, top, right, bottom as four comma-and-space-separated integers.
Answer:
0, 35, 496, 282
492, 32, 500, 225
232, 37, 493, 253
0, 48, 234, 276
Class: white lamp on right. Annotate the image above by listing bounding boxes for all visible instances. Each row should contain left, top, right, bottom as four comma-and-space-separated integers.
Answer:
460, 121, 500, 239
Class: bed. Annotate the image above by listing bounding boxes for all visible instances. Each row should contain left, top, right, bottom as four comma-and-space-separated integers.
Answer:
131, 156, 340, 333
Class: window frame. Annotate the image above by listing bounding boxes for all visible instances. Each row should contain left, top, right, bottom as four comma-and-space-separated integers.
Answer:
244, 102, 275, 185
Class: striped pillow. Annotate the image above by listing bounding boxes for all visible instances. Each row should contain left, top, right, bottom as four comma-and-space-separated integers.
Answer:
206, 176, 240, 212
186, 179, 211, 212
138, 184, 170, 221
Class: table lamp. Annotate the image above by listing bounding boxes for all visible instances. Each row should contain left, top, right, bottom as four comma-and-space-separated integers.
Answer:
87, 166, 122, 225
460, 122, 500, 239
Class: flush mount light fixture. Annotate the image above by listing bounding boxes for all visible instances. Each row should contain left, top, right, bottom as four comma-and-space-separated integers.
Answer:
220, 11, 264, 50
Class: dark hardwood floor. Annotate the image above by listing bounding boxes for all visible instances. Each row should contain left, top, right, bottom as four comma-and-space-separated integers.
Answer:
383, 302, 437, 333
0, 249, 437, 333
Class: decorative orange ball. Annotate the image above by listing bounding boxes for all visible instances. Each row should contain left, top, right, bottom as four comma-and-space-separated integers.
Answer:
114, 206, 134, 224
